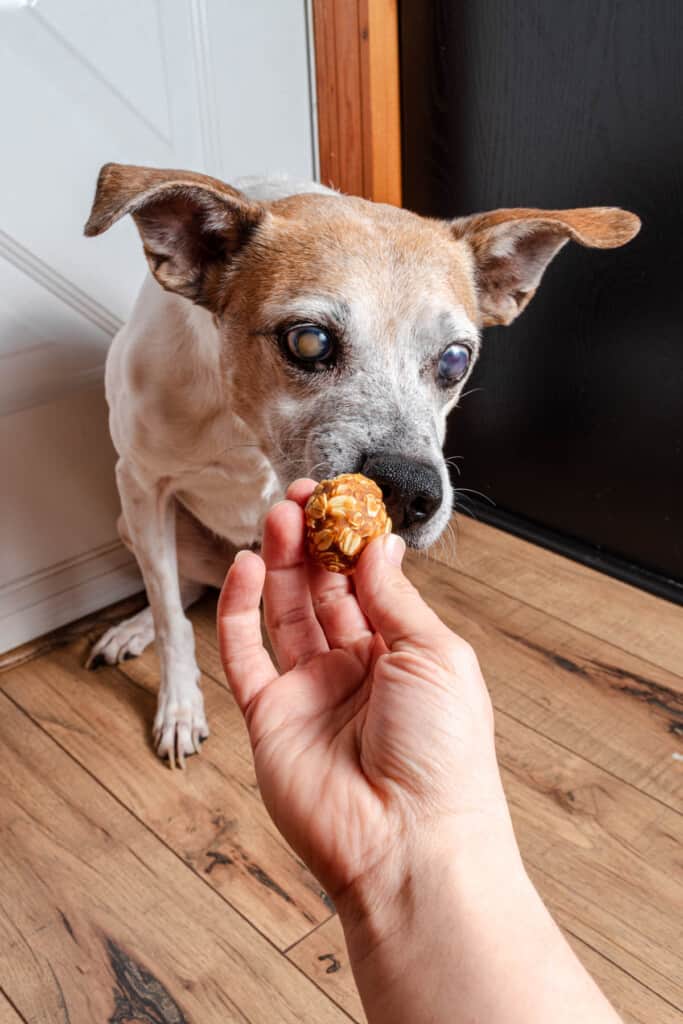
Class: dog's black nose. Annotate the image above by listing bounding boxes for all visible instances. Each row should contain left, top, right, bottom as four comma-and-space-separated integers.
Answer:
361, 453, 443, 529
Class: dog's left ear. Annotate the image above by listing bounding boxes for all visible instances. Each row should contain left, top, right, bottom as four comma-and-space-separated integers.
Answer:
451, 206, 641, 327
84, 163, 266, 308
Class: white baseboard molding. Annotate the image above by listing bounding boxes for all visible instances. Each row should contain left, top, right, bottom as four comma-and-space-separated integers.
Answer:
0, 540, 143, 655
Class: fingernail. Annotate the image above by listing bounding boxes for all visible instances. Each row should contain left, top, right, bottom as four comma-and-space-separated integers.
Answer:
234, 549, 250, 563
384, 533, 405, 566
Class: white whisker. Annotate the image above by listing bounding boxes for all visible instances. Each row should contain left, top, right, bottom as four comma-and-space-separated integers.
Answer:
459, 387, 485, 403
454, 487, 496, 507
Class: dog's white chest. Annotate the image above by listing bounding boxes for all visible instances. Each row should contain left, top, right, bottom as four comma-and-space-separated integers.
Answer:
175, 455, 282, 547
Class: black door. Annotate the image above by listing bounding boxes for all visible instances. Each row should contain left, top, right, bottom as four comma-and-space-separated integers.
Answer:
400, 0, 683, 602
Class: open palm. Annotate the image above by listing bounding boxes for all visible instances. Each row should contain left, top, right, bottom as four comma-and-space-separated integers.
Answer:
217, 480, 498, 901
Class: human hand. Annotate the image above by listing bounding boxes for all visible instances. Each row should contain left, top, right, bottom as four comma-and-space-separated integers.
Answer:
218, 481, 623, 1024
217, 479, 509, 912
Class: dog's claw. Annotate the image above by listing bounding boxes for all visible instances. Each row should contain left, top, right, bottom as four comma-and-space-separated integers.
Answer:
191, 725, 206, 755
153, 691, 208, 769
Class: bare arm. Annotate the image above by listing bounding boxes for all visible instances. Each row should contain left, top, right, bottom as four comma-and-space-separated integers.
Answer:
217, 479, 623, 1024
339, 823, 621, 1024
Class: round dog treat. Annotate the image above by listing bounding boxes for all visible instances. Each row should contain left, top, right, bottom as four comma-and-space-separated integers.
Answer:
304, 473, 392, 575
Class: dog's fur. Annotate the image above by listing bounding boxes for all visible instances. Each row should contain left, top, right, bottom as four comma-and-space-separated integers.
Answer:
83, 163, 640, 766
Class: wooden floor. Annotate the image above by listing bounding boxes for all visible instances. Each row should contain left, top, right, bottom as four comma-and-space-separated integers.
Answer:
1, 517, 681, 1024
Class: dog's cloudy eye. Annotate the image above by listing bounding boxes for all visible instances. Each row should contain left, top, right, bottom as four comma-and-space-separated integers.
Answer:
438, 343, 471, 384
286, 325, 333, 364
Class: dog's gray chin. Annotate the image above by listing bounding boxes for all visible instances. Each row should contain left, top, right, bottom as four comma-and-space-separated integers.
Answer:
400, 527, 442, 550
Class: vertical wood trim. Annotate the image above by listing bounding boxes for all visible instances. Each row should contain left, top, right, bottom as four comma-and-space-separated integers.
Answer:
358, 0, 374, 198
312, 0, 402, 205
312, 0, 342, 189
332, 0, 365, 197
359, 0, 402, 205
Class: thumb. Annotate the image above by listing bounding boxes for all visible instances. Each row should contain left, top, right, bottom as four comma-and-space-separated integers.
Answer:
353, 533, 449, 650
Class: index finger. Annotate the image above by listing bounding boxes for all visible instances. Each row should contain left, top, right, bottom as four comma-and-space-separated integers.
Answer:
262, 499, 329, 669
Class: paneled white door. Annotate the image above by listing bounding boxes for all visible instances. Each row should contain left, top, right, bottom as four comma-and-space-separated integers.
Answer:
0, 0, 316, 652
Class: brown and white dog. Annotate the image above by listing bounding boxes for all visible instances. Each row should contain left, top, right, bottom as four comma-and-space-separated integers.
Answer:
83, 163, 639, 766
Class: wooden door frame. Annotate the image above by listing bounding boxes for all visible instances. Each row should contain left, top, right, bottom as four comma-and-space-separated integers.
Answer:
311, 0, 402, 205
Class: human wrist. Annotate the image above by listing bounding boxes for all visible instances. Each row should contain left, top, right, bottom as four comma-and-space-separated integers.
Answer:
338, 819, 621, 1024
337, 806, 526, 969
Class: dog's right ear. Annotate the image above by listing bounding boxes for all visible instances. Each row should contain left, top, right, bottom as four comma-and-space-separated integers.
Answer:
84, 163, 265, 308
452, 206, 641, 326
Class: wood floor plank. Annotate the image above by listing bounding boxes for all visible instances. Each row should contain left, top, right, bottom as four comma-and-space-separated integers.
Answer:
4, 516, 679, 1019
438, 515, 683, 678
495, 715, 682, 1006
0, 691, 349, 1024
287, 917, 364, 1023
405, 554, 683, 811
5, 620, 680, 1008
0, 993, 25, 1024
287, 911, 680, 1024
565, 935, 682, 1024
1, 645, 332, 953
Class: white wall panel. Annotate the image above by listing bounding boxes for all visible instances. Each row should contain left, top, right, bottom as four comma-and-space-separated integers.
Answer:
0, 385, 141, 652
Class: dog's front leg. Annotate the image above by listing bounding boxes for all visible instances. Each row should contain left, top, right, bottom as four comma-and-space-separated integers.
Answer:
116, 461, 208, 768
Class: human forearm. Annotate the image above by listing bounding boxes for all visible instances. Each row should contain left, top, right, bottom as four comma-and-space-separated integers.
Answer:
339, 815, 622, 1024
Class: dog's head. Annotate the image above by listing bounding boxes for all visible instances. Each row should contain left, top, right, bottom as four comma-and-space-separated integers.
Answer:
85, 164, 639, 548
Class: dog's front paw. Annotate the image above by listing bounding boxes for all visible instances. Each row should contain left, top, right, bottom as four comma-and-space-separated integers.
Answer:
153, 682, 209, 769
87, 606, 155, 668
